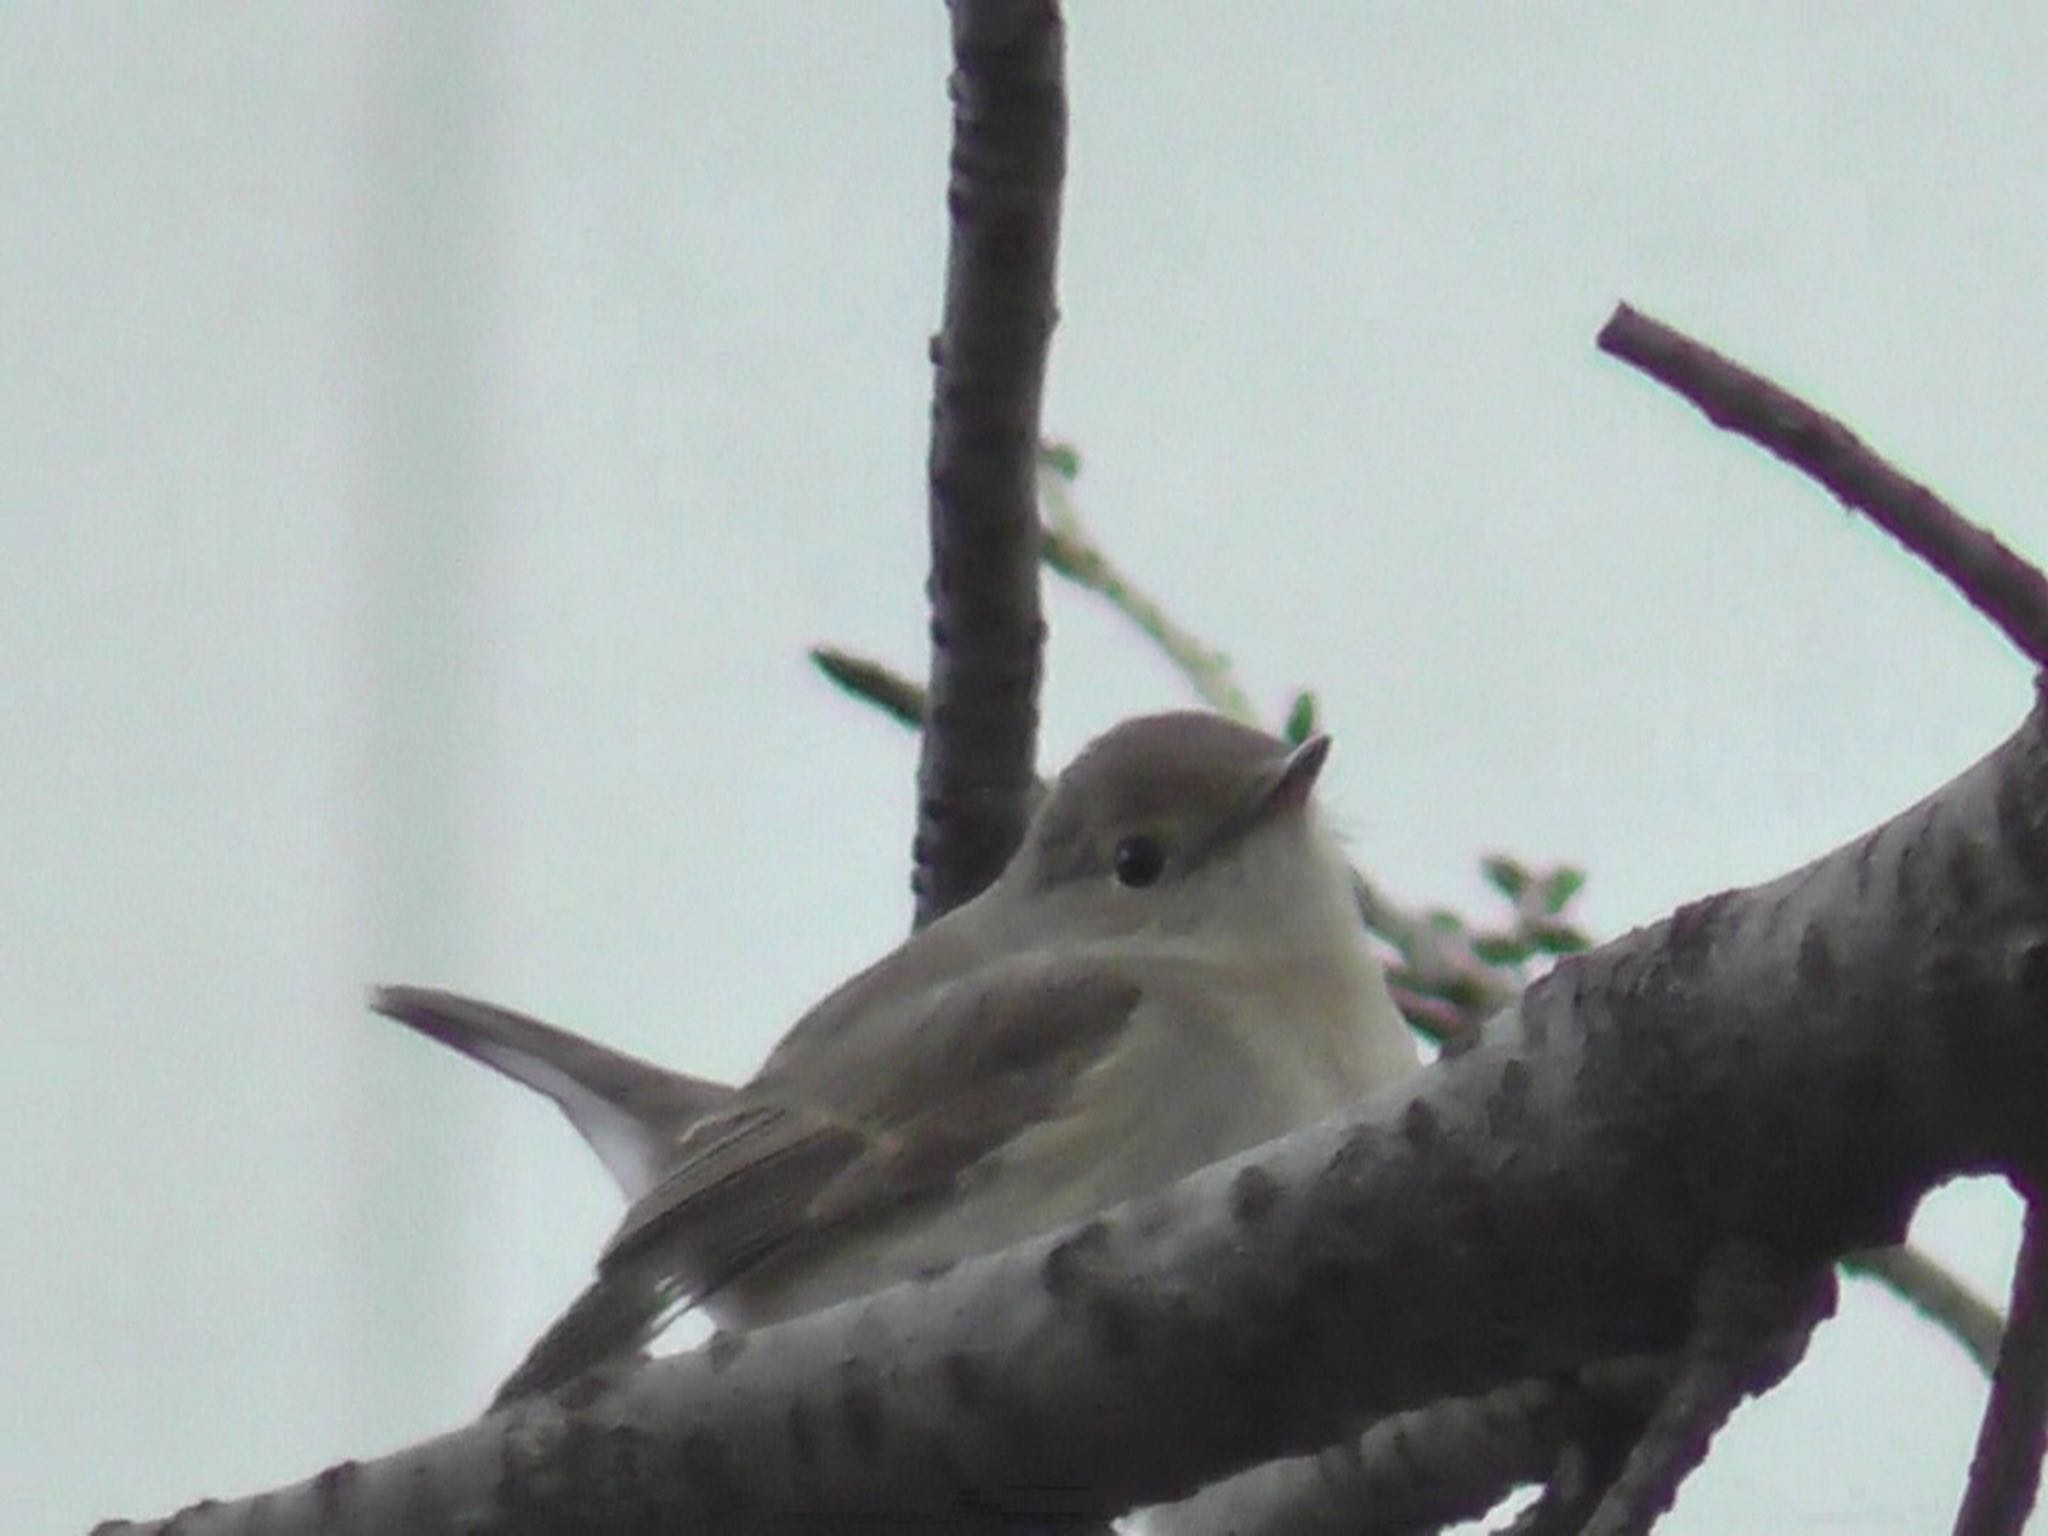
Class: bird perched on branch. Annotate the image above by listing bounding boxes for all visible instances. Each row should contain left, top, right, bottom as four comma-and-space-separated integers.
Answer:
377, 710, 1419, 1407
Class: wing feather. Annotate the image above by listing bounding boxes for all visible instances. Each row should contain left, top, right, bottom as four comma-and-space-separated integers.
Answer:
493, 962, 1139, 1400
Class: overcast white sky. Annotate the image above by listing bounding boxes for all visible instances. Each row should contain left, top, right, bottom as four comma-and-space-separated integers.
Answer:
7, 7, 2048, 1532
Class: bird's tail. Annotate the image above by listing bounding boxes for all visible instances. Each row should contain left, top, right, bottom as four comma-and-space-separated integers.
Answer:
371, 985, 732, 1203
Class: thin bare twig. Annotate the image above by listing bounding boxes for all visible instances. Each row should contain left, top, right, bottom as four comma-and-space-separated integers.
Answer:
1953, 1194, 2048, 1536
1598, 303, 2048, 669
810, 646, 927, 731
1848, 1243, 2005, 1377
1354, 873, 1516, 1036
913, 0, 1067, 927
1038, 449, 1261, 722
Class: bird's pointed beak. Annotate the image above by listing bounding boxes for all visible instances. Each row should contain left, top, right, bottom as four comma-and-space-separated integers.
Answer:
1195, 733, 1333, 867
1260, 732, 1332, 817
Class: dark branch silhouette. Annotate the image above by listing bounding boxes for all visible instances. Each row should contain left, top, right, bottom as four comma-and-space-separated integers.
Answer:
1598, 303, 2048, 669
1848, 1241, 2004, 1374
1953, 1196, 2048, 1536
912, 0, 1066, 926
810, 645, 927, 732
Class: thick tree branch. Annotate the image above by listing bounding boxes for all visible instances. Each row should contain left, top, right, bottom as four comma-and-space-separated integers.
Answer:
1598, 301, 2048, 1530
98, 696, 2048, 1534
912, 0, 1066, 926
1597, 303, 2048, 667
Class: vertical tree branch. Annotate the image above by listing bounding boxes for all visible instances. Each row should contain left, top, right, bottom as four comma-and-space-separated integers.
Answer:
1953, 1193, 2048, 1536
913, 0, 1066, 927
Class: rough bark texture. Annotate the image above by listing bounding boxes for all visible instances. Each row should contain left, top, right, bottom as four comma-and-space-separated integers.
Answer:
96, 697, 2048, 1535
912, 0, 1065, 927
1145, 1359, 1676, 1536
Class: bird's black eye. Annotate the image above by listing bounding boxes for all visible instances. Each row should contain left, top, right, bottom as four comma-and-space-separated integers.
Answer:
1113, 834, 1168, 889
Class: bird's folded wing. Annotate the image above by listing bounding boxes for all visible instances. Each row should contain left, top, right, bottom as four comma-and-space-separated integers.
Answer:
596, 963, 1145, 1303
486, 963, 1144, 1402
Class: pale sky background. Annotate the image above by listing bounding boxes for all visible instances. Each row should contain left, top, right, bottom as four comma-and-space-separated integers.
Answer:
7, 7, 2048, 1532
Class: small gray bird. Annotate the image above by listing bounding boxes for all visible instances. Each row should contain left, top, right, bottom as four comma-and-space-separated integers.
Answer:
377, 711, 1418, 1407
